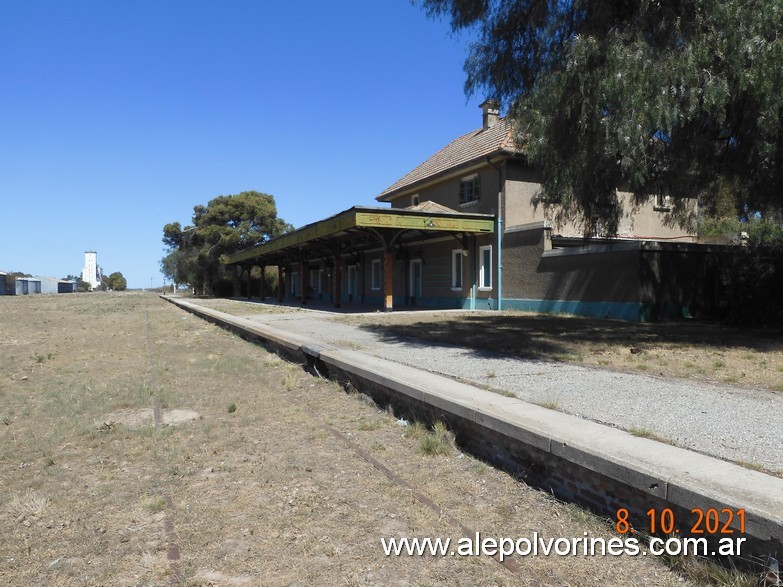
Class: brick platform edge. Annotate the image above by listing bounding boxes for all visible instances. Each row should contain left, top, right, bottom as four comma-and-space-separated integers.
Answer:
162, 296, 783, 566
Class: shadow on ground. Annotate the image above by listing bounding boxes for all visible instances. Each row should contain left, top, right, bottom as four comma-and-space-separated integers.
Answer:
357, 313, 783, 363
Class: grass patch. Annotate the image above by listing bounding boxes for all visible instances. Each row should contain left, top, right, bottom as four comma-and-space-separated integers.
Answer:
282, 367, 299, 391
534, 400, 560, 411
628, 427, 675, 445
736, 460, 765, 473
496, 389, 516, 398
406, 421, 455, 456
142, 495, 167, 513
417, 422, 455, 456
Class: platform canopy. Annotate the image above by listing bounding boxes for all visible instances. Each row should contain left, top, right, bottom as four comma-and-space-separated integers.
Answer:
224, 205, 494, 267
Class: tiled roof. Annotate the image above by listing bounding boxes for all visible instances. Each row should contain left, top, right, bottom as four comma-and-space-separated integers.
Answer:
376, 118, 522, 201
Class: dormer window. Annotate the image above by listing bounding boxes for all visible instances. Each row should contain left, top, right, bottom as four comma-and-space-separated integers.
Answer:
459, 174, 481, 205
411, 194, 420, 206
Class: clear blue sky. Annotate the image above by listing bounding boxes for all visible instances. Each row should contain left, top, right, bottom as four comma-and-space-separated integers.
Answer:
1, 0, 489, 289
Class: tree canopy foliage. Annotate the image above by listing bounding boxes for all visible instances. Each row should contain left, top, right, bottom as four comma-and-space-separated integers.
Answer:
421, 0, 783, 234
104, 272, 127, 291
161, 191, 291, 295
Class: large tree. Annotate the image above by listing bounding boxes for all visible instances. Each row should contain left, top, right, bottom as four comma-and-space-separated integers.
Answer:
105, 272, 127, 291
161, 191, 291, 295
421, 0, 783, 234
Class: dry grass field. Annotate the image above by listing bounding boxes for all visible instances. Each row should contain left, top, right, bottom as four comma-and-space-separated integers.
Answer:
0, 292, 753, 586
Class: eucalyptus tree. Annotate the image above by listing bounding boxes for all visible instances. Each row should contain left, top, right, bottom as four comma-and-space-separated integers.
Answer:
421, 0, 783, 234
161, 191, 291, 295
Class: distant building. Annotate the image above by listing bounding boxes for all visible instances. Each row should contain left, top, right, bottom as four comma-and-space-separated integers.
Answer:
81, 251, 103, 290
0, 273, 76, 295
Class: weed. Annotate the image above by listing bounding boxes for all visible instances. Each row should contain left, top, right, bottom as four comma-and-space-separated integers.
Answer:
723, 375, 740, 384
357, 419, 382, 431
628, 427, 674, 445
7, 489, 48, 518
1, 416, 10, 426
473, 462, 490, 476
736, 460, 765, 473
485, 370, 496, 379
142, 495, 167, 513
635, 363, 649, 371
713, 359, 726, 369
370, 441, 386, 452
418, 422, 455, 456
404, 421, 427, 440
282, 368, 298, 391
534, 400, 560, 411
35, 355, 46, 364
496, 389, 516, 398
771, 383, 783, 392
227, 403, 237, 414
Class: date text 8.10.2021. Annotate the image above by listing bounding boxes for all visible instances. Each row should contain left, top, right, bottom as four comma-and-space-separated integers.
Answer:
615, 507, 745, 535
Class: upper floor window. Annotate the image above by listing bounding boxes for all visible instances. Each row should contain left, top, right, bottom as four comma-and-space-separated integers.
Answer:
459, 174, 481, 205
411, 194, 420, 206
654, 187, 671, 211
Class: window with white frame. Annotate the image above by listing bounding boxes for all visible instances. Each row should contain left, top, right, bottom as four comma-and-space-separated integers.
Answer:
451, 249, 463, 289
371, 259, 381, 290
479, 245, 492, 290
459, 174, 481, 205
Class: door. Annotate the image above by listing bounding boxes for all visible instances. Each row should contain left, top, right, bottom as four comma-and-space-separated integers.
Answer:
409, 259, 422, 305
348, 265, 358, 302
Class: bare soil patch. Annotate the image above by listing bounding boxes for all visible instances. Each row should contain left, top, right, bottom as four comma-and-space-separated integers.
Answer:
0, 292, 727, 585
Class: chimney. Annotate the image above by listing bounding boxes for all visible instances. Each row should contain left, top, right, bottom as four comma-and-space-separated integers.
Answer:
480, 99, 500, 130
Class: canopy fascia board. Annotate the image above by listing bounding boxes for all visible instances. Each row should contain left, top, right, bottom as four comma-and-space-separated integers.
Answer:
226, 206, 494, 265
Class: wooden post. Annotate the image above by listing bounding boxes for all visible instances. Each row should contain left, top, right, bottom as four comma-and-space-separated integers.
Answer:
246, 266, 251, 300
277, 265, 284, 302
383, 249, 394, 312
334, 256, 342, 308
260, 265, 266, 300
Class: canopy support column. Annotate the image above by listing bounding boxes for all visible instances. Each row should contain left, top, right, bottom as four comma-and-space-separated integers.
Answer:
277, 265, 284, 302
333, 256, 342, 308
383, 248, 394, 312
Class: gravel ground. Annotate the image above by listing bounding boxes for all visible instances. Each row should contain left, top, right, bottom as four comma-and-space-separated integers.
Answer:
222, 306, 783, 473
